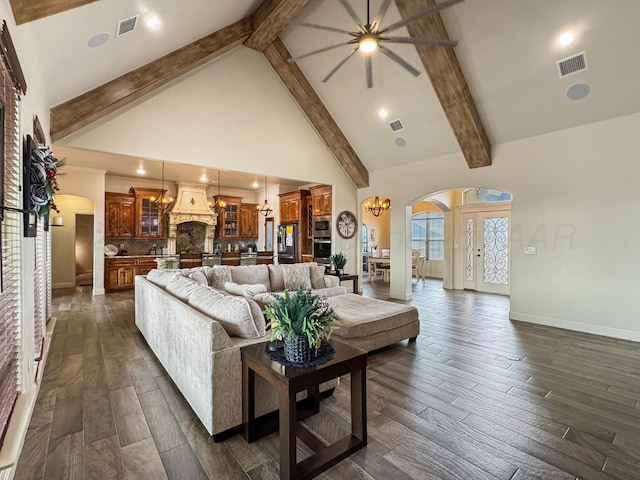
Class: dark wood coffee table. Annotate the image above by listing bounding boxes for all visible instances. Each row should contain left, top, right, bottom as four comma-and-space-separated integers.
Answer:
241, 340, 367, 480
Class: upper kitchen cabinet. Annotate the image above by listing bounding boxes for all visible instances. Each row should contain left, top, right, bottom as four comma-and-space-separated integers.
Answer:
279, 189, 310, 224
239, 203, 259, 239
105, 192, 136, 237
130, 187, 165, 238
310, 184, 332, 216
214, 195, 243, 238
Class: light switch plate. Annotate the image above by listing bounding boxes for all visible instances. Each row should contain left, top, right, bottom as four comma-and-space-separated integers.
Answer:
524, 246, 537, 255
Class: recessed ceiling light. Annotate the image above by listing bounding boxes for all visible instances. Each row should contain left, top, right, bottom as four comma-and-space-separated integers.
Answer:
144, 14, 161, 30
136, 167, 146, 175
558, 32, 574, 46
395, 137, 406, 147
252, 180, 259, 189
87, 32, 110, 48
200, 174, 208, 182
378, 108, 388, 119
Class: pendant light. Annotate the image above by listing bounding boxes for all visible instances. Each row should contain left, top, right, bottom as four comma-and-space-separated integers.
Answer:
152, 162, 173, 212
259, 176, 273, 217
210, 169, 226, 213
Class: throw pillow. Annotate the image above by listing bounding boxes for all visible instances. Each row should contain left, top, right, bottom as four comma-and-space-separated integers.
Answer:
309, 265, 326, 289
188, 270, 208, 285
204, 265, 232, 290
281, 263, 312, 291
146, 269, 181, 288
188, 286, 266, 338
165, 276, 202, 302
224, 281, 268, 297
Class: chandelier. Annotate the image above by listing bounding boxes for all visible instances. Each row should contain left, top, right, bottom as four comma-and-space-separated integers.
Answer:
259, 176, 273, 217
210, 169, 226, 213
365, 196, 390, 217
152, 162, 173, 212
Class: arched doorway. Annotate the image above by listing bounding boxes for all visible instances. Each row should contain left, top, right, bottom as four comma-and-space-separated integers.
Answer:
51, 194, 95, 289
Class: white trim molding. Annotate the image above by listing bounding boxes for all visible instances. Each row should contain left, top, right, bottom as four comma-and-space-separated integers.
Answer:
510, 311, 640, 343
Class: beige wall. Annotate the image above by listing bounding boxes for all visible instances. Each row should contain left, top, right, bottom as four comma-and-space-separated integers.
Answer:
52, 195, 94, 288
362, 197, 391, 252
359, 112, 640, 341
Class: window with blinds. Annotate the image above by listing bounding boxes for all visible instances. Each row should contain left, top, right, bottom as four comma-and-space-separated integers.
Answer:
34, 222, 45, 360
0, 45, 22, 445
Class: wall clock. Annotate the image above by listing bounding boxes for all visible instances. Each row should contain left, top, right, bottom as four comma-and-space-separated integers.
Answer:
336, 210, 357, 239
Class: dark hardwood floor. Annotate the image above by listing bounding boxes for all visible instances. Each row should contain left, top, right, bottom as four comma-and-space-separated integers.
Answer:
14, 277, 640, 479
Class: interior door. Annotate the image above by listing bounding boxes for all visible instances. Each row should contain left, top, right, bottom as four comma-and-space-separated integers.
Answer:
463, 211, 510, 295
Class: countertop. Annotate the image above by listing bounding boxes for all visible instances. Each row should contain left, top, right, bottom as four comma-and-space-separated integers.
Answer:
104, 254, 179, 259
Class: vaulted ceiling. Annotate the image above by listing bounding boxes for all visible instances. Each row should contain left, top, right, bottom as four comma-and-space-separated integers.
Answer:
11, 0, 640, 188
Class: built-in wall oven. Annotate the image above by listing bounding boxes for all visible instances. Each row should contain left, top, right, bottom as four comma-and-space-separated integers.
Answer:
312, 215, 332, 238
313, 238, 331, 265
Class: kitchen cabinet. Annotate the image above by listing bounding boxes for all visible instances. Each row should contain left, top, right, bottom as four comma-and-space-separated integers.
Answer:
104, 257, 138, 291
239, 203, 259, 238
105, 256, 161, 291
129, 187, 165, 238
105, 193, 136, 238
278, 190, 310, 225
214, 195, 243, 238
310, 184, 332, 216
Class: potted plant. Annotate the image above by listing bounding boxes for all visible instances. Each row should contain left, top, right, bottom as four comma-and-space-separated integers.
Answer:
329, 252, 347, 275
264, 286, 337, 363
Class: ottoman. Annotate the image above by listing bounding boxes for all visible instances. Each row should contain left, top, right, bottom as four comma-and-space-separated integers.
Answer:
327, 294, 419, 352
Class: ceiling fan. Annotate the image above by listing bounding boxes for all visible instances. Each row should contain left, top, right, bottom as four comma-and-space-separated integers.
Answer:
289, 0, 463, 88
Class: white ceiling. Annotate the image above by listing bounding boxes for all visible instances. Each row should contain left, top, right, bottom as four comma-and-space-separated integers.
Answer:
17, 0, 640, 181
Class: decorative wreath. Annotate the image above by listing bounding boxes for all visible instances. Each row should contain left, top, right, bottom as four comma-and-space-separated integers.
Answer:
30, 146, 64, 218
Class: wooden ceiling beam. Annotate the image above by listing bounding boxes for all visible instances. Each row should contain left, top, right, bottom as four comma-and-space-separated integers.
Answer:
9, 0, 98, 25
50, 18, 251, 142
263, 38, 369, 188
244, 0, 312, 52
395, 0, 491, 169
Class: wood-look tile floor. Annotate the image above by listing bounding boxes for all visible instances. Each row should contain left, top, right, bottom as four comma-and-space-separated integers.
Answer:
14, 278, 640, 479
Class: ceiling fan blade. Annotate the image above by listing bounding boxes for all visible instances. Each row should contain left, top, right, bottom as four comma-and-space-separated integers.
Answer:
379, 0, 464, 35
381, 36, 458, 47
338, 0, 364, 30
322, 47, 359, 82
365, 56, 373, 89
300, 22, 355, 36
378, 45, 421, 77
374, 0, 394, 30
288, 41, 351, 62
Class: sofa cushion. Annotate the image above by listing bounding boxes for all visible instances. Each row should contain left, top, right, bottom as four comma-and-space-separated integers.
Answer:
281, 263, 312, 291
310, 265, 327, 289
268, 264, 285, 291
188, 286, 266, 338
146, 269, 182, 288
224, 281, 268, 297
251, 292, 277, 309
165, 276, 202, 302
230, 264, 271, 291
204, 266, 232, 290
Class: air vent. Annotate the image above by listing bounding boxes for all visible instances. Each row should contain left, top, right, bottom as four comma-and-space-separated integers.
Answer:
388, 119, 404, 132
556, 51, 587, 78
116, 15, 138, 37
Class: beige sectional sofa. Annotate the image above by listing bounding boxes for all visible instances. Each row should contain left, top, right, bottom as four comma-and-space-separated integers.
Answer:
134, 263, 344, 439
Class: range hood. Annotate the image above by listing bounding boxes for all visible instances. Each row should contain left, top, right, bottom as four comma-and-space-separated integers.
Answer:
167, 181, 217, 254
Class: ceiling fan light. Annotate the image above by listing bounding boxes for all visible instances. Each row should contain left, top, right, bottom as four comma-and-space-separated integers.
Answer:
359, 36, 378, 53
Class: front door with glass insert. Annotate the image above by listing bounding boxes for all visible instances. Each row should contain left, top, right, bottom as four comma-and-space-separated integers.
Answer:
463, 211, 510, 295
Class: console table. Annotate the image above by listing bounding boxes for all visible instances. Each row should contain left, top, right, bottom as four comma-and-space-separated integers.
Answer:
241, 340, 367, 480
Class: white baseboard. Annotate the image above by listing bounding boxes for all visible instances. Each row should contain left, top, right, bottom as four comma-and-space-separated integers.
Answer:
509, 311, 640, 343
52, 282, 75, 289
